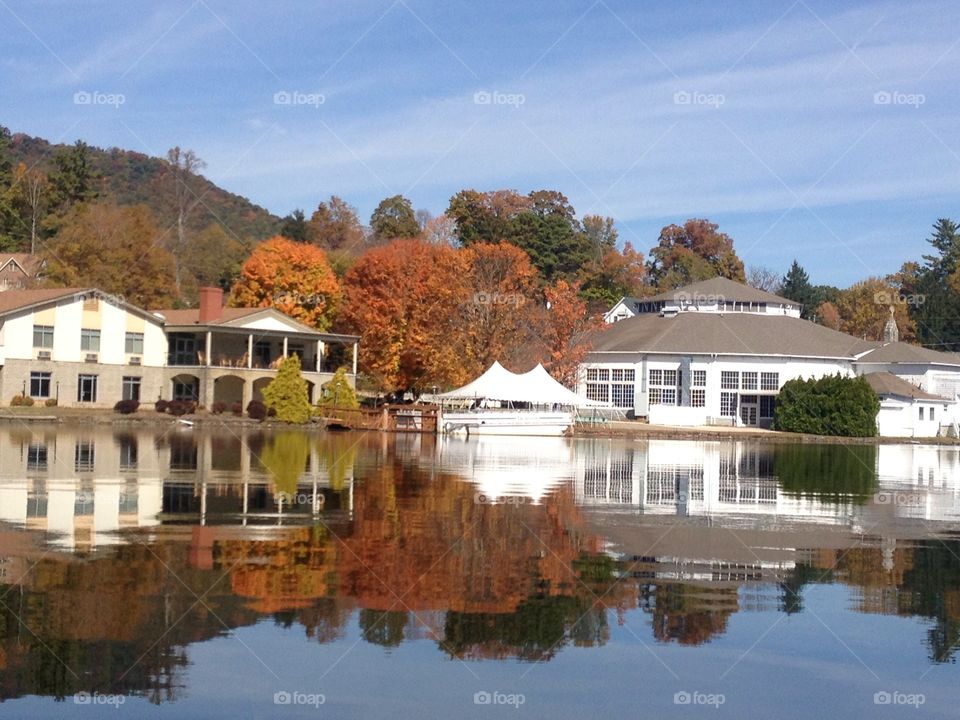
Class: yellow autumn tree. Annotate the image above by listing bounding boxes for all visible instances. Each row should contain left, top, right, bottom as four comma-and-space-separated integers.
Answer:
833, 277, 916, 342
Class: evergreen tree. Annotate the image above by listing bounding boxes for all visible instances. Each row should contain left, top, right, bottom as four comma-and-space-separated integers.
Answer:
280, 208, 309, 242
914, 219, 960, 350
262, 355, 311, 423
318, 367, 359, 409
780, 260, 817, 319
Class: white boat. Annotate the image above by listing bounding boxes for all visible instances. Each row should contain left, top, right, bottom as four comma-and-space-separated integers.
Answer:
435, 362, 605, 437
440, 408, 573, 436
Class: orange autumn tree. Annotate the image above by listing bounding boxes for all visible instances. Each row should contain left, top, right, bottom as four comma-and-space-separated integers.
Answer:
340, 238, 469, 395
230, 236, 340, 330
541, 279, 603, 388
457, 242, 541, 376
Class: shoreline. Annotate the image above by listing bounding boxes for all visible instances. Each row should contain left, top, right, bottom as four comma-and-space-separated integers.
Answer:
0, 408, 958, 445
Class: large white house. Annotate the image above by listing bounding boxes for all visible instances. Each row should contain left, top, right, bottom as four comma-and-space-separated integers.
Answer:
0, 286, 359, 408
582, 277, 960, 437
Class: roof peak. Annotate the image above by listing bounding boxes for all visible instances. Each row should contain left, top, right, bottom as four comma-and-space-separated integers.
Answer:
643, 276, 800, 307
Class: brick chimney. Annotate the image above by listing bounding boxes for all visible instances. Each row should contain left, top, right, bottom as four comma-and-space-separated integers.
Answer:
198, 286, 224, 323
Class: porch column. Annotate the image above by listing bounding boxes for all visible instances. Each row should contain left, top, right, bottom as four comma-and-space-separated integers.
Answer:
316, 340, 323, 373
241, 378, 252, 409
246, 334, 253, 369
352, 342, 358, 375
204, 331, 212, 367
282, 337, 288, 358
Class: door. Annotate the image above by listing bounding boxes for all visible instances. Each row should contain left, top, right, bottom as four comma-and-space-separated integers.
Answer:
77, 374, 98, 403
739, 394, 758, 426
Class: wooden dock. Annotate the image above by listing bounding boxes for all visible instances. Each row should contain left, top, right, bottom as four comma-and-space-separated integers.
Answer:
313, 404, 440, 433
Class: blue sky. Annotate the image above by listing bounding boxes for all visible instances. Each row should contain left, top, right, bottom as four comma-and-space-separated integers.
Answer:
2, 0, 958, 286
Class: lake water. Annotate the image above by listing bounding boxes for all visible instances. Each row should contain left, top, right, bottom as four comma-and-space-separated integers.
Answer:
0, 425, 958, 718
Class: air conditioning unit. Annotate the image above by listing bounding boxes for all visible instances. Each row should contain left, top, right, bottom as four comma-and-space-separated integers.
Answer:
84, 353, 98, 363
37, 350, 51, 360
129, 356, 142, 366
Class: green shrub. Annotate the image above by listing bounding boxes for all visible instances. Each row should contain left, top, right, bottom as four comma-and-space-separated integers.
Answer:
262, 355, 311, 423
155, 399, 169, 413
11, 395, 34, 407
230, 402, 243, 416
211, 401, 227, 414
317, 367, 359, 409
44, 398, 58, 407
774, 374, 879, 437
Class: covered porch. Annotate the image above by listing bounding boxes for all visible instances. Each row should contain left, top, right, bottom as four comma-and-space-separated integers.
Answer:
163, 326, 358, 407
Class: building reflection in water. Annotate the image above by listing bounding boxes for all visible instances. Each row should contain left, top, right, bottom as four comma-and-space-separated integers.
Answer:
1, 429, 960, 704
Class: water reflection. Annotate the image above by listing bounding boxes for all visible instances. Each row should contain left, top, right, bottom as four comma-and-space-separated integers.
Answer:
1, 428, 960, 707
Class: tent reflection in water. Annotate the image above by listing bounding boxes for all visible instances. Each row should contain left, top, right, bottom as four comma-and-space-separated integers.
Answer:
435, 361, 608, 436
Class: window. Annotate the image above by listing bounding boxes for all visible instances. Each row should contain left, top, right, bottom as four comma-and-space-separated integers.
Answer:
721, 371, 739, 390
931, 407, 936, 421
80, 329, 100, 352
586, 383, 609, 402
122, 376, 141, 402
760, 396, 776, 419
586, 368, 633, 408
77, 374, 98, 402
611, 382, 635, 408
33, 325, 53, 348
27, 444, 47, 471
692, 370, 706, 387
648, 368, 680, 406
742, 372, 758, 390
691, 389, 706, 407
720, 392, 737, 417
75, 441, 95, 472
761, 372, 779, 391
919, 407, 925, 421
125, 332, 144, 354
173, 379, 198, 401
29, 371, 51, 398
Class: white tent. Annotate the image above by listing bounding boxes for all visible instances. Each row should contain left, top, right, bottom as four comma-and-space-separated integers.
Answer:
437, 361, 605, 408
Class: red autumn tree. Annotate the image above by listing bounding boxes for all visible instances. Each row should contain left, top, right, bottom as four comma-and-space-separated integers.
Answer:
229, 235, 340, 330
340, 238, 469, 394
456, 242, 541, 376
541, 279, 603, 388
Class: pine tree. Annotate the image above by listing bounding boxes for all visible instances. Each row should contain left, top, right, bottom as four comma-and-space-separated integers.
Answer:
780, 260, 816, 319
262, 355, 311, 423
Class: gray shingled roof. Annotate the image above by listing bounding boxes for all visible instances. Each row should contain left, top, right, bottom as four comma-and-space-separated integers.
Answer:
641, 277, 801, 307
590, 311, 878, 359
856, 342, 960, 367
864, 372, 950, 401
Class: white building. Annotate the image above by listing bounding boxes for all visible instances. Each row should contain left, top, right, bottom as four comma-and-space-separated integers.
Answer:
0, 286, 359, 408
582, 277, 960, 437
